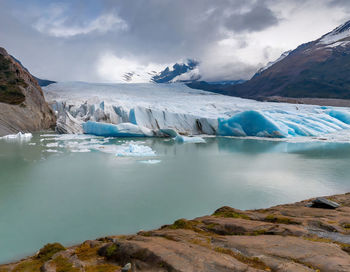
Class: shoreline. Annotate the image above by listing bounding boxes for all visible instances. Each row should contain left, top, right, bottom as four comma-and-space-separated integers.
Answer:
1, 193, 349, 271
262, 96, 350, 107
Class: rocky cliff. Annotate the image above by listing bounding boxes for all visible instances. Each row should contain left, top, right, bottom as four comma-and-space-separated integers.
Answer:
0, 47, 56, 136
1, 193, 349, 272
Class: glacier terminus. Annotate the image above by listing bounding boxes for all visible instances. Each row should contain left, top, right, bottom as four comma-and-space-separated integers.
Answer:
44, 82, 350, 142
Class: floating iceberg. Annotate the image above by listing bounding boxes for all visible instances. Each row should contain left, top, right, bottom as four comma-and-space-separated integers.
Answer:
160, 128, 205, 143
44, 82, 350, 142
115, 144, 156, 157
0, 132, 33, 142
175, 135, 206, 143
139, 159, 161, 164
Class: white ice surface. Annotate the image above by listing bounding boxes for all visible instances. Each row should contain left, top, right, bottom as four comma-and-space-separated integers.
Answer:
44, 82, 350, 142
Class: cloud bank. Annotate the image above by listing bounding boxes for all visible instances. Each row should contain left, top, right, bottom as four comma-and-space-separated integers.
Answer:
0, 0, 348, 82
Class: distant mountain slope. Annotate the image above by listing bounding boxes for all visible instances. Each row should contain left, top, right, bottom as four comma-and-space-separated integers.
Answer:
11, 56, 56, 87
194, 20, 350, 100
0, 47, 56, 136
32, 77, 56, 87
186, 80, 245, 94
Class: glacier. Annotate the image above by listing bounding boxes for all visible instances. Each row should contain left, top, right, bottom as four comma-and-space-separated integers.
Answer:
43, 82, 350, 142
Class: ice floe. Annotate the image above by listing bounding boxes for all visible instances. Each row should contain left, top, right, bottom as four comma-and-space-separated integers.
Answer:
0, 132, 33, 142
139, 160, 161, 164
115, 144, 156, 157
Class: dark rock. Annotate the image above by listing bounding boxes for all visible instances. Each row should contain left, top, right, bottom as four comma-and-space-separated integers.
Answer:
310, 197, 340, 209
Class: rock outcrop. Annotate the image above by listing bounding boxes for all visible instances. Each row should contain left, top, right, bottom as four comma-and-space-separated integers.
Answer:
0, 47, 56, 136
1, 193, 350, 272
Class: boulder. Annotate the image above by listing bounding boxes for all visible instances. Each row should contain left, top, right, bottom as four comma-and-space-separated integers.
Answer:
310, 197, 340, 209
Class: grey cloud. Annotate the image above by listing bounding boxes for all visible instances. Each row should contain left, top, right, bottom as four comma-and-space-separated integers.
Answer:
225, 2, 279, 32
0, 0, 346, 82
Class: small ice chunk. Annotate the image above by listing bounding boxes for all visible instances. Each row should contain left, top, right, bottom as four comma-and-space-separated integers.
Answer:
46, 149, 58, 153
71, 149, 91, 153
175, 135, 206, 143
139, 159, 161, 164
115, 144, 156, 157
161, 128, 205, 143
0, 132, 33, 142
46, 142, 59, 147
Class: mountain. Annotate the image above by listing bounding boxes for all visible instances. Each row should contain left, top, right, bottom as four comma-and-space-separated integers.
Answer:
32, 76, 56, 87
186, 80, 245, 94
151, 59, 200, 83
255, 50, 292, 76
121, 59, 200, 83
191, 20, 350, 100
0, 47, 56, 136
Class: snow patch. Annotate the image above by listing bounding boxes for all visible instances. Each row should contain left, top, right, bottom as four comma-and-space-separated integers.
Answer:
319, 21, 350, 45
257, 50, 291, 74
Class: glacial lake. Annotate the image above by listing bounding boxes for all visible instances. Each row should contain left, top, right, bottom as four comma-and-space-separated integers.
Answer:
1, 133, 350, 263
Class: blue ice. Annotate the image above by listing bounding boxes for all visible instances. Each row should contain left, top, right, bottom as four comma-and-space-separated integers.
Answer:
217, 110, 285, 138
82, 121, 147, 137
328, 110, 350, 125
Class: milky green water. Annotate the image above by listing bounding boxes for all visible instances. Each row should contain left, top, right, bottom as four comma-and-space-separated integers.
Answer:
0, 134, 350, 264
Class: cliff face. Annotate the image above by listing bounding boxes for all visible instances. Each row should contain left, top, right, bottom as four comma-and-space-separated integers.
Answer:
0, 47, 56, 136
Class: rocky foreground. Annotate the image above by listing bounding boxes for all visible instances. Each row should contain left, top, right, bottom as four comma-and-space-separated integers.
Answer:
1, 194, 350, 272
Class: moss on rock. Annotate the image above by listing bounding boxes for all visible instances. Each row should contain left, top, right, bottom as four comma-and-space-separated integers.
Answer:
0, 54, 26, 105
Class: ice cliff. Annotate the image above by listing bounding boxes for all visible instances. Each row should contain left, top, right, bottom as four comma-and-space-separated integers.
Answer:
44, 82, 350, 140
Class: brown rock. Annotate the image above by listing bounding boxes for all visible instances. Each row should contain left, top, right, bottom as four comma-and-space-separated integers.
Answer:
0, 47, 56, 136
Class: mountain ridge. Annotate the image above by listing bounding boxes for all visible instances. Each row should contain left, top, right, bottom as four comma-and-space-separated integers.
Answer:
189, 20, 350, 101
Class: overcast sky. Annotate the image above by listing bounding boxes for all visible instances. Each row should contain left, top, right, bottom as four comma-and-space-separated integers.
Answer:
0, 0, 349, 82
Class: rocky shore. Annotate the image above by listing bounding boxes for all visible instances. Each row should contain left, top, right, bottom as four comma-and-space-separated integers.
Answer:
1, 193, 350, 272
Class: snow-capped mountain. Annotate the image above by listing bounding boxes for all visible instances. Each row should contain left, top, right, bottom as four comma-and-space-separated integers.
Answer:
318, 20, 350, 45
255, 50, 292, 75
197, 19, 350, 100
121, 59, 200, 83
151, 59, 200, 83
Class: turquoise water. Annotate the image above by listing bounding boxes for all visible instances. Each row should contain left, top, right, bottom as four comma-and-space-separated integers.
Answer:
1, 134, 350, 263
